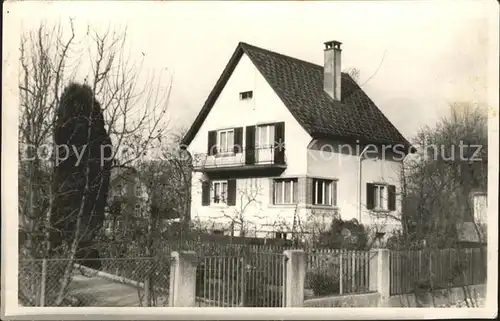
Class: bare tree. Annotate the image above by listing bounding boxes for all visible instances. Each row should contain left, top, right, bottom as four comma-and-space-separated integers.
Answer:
384, 102, 488, 307
18, 20, 171, 306
216, 178, 265, 237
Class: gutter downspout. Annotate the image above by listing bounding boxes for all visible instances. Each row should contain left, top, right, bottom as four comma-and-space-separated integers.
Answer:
400, 151, 411, 235
357, 145, 370, 223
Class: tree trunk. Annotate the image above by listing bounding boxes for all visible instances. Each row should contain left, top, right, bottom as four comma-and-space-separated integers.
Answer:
54, 171, 90, 306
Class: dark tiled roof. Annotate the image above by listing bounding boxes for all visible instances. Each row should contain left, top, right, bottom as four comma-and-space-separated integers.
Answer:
181, 42, 412, 150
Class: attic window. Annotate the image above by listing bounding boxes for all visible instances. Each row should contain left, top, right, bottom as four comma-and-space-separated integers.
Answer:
239, 91, 253, 100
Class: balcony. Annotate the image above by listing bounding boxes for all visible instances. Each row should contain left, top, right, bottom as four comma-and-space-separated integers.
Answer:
192, 146, 286, 175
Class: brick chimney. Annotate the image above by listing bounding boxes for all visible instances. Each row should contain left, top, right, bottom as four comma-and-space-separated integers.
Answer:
323, 40, 342, 101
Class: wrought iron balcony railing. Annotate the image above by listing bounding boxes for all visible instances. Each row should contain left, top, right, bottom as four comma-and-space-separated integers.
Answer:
192, 146, 286, 170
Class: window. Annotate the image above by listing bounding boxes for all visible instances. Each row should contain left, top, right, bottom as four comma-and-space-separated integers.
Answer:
213, 180, 228, 204
375, 185, 386, 210
212, 229, 224, 236
273, 178, 298, 204
202, 179, 237, 206
110, 201, 122, 216
135, 184, 142, 197
239, 91, 253, 100
367, 183, 396, 211
208, 128, 242, 155
275, 232, 287, 239
217, 129, 234, 154
473, 193, 487, 223
313, 179, 337, 206
256, 124, 275, 148
116, 184, 125, 196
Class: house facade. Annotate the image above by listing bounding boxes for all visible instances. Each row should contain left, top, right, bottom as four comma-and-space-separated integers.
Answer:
105, 168, 150, 236
105, 166, 182, 236
181, 41, 412, 241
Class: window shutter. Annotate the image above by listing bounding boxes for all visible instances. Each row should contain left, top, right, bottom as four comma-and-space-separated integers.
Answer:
201, 181, 211, 206
207, 131, 217, 156
388, 185, 396, 211
227, 179, 237, 206
366, 183, 375, 210
269, 178, 275, 205
245, 126, 256, 164
306, 178, 314, 205
233, 127, 243, 154
274, 122, 285, 164
332, 181, 338, 207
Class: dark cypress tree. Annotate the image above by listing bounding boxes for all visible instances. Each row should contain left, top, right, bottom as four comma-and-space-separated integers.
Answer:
51, 83, 112, 263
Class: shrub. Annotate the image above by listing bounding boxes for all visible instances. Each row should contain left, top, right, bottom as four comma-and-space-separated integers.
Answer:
307, 270, 340, 297
317, 218, 368, 250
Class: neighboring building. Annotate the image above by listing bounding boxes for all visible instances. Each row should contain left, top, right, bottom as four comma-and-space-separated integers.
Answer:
457, 191, 487, 245
104, 167, 150, 236
472, 192, 487, 224
181, 41, 412, 240
105, 166, 181, 236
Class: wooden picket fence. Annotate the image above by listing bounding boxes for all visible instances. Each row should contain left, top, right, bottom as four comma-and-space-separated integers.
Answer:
390, 247, 487, 295
305, 249, 373, 297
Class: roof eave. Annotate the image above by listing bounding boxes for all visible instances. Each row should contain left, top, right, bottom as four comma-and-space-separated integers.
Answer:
311, 132, 414, 155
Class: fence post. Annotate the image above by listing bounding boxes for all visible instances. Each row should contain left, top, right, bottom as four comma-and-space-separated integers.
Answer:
40, 258, 47, 306
375, 248, 391, 307
351, 251, 356, 292
339, 250, 343, 295
169, 251, 197, 307
429, 250, 433, 286
368, 249, 378, 292
283, 250, 305, 307
239, 255, 247, 306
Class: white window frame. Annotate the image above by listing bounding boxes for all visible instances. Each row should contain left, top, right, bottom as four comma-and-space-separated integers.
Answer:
373, 184, 388, 210
217, 129, 234, 154
256, 124, 275, 148
472, 193, 487, 224
212, 180, 228, 204
313, 179, 337, 206
273, 178, 298, 205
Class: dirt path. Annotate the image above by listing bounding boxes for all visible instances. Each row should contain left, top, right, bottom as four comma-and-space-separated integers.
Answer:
67, 271, 168, 307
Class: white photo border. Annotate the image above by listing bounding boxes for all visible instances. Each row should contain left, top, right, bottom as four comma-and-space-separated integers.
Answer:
2, 0, 498, 320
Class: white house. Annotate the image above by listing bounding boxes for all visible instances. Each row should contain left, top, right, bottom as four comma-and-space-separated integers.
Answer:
181, 40, 413, 241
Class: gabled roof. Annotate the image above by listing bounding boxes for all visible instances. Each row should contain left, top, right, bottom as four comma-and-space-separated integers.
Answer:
181, 42, 412, 151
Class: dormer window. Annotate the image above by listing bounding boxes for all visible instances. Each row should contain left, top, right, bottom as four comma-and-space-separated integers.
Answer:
239, 91, 253, 100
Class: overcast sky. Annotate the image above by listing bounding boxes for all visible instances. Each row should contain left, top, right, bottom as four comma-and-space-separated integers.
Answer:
10, 0, 499, 141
